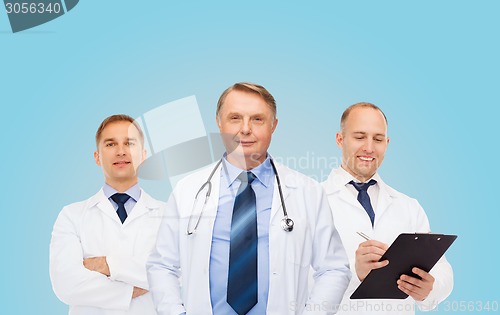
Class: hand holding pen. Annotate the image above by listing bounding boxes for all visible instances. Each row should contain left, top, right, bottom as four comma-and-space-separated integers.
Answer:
354, 231, 389, 281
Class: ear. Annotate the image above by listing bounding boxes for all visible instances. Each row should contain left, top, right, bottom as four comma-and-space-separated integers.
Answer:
94, 150, 101, 166
216, 115, 222, 130
271, 118, 278, 133
336, 131, 344, 148
141, 149, 147, 161
387, 136, 390, 145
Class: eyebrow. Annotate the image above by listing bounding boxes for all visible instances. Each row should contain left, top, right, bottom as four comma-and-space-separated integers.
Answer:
352, 131, 386, 137
102, 137, 138, 143
225, 111, 266, 117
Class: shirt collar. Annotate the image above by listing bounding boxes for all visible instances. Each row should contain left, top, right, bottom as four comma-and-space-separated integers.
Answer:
103, 183, 141, 202
338, 166, 380, 186
222, 154, 274, 188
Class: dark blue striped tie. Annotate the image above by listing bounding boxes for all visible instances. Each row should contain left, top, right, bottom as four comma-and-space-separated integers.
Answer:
350, 179, 377, 226
227, 172, 258, 315
111, 193, 130, 224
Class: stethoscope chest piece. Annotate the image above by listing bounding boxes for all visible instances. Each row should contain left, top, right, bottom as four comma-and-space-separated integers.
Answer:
281, 217, 294, 232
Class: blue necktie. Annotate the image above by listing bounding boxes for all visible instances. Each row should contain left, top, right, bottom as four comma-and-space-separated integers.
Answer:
227, 172, 258, 315
349, 180, 377, 226
111, 193, 130, 224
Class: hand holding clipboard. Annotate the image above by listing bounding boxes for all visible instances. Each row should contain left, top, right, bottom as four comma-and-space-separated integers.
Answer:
351, 233, 457, 299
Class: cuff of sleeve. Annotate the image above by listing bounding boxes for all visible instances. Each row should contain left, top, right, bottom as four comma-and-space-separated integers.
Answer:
107, 255, 119, 280
106, 281, 134, 311
124, 284, 135, 310
416, 293, 440, 311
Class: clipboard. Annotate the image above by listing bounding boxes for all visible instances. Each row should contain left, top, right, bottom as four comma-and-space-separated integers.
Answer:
350, 233, 457, 299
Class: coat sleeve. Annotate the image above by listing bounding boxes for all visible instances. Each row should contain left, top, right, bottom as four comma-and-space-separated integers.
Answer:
107, 253, 149, 290
412, 199, 454, 311
49, 206, 134, 310
146, 192, 186, 315
306, 186, 352, 314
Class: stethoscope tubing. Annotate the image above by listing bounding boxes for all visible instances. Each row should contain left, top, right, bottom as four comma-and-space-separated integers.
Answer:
186, 158, 293, 235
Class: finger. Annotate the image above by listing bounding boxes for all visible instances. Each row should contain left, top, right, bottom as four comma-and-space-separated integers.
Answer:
399, 271, 433, 288
400, 275, 431, 294
359, 253, 386, 263
397, 280, 426, 301
412, 267, 435, 282
359, 240, 389, 251
397, 277, 424, 294
371, 259, 389, 270
356, 245, 387, 257
400, 272, 434, 298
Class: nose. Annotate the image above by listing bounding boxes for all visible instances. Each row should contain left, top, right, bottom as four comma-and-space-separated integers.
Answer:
363, 139, 375, 153
240, 118, 252, 135
116, 144, 128, 156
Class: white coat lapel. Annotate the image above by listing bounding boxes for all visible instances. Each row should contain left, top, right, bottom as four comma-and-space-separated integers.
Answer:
374, 179, 393, 221
324, 168, 364, 210
338, 186, 364, 210
93, 189, 122, 224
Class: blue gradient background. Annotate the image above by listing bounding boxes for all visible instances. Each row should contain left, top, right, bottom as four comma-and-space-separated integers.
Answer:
1, 1, 498, 313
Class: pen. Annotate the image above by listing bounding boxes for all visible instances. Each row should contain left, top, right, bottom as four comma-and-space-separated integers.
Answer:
357, 231, 371, 241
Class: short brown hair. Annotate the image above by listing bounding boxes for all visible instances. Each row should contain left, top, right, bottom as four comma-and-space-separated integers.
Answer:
95, 114, 144, 148
216, 82, 277, 119
340, 102, 388, 130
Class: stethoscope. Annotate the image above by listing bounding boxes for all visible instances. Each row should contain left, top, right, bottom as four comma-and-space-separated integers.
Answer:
186, 158, 294, 235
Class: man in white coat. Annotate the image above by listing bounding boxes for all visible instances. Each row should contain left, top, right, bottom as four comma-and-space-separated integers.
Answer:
147, 82, 351, 315
322, 103, 453, 314
50, 114, 165, 315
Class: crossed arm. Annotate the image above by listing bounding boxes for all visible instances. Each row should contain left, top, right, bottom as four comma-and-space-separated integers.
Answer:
83, 256, 148, 299
50, 208, 149, 309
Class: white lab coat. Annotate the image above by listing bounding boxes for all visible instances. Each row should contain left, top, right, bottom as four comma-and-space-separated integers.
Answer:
147, 162, 351, 315
50, 188, 165, 315
322, 168, 454, 315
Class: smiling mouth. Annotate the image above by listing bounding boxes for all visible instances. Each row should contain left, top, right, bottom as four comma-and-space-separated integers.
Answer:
358, 156, 374, 162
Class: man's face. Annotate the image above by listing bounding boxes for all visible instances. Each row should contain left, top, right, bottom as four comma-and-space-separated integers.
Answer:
217, 90, 278, 169
94, 121, 146, 188
337, 106, 389, 182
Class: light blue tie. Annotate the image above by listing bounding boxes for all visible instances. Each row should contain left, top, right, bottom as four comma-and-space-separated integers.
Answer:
227, 172, 258, 315
350, 180, 377, 226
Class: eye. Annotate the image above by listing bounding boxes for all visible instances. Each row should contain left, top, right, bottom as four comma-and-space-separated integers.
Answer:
127, 141, 136, 146
374, 137, 385, 143
105, 143, 115, 147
